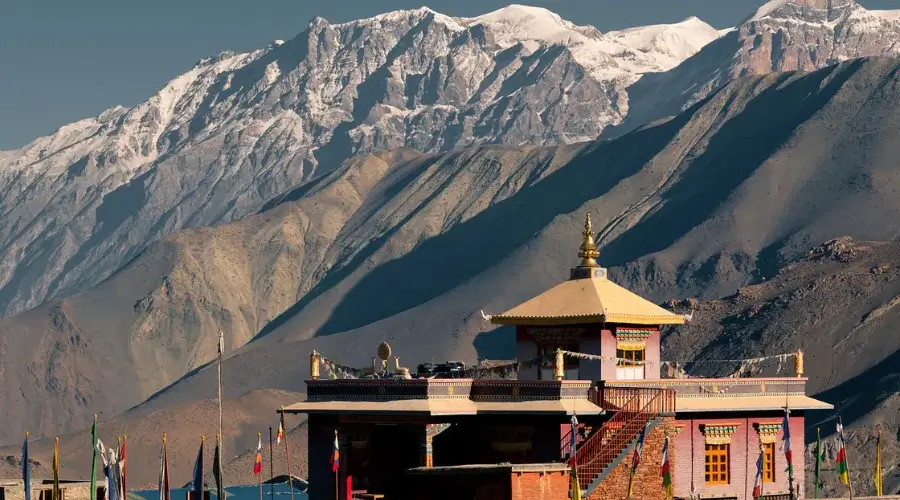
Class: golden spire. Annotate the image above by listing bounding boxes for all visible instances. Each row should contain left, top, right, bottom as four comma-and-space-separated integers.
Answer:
578, 213, 600, 267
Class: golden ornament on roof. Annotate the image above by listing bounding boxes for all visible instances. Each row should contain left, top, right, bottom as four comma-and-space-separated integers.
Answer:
578, 213, 600, 268
378, 341, 392, 361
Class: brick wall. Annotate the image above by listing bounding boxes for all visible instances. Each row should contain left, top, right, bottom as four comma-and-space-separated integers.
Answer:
509, 469, 571, 500
672, 414, 805, 500
588, 417, 674, 500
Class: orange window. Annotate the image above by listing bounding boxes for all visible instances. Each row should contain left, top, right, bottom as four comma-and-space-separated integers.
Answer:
762, 442, 775, 483
705, 443, 730, 485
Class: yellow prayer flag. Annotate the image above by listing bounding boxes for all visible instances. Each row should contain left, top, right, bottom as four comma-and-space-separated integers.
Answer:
571, 465, 582, 500
874, 431, 883, 497
52, 437, 60, 500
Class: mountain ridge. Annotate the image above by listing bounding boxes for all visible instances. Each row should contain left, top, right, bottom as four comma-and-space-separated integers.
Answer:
4, 55, 900, 450
0, 4, 725, 321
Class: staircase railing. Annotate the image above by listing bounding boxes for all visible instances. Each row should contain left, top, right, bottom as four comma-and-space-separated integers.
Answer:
570, 385, 675, 491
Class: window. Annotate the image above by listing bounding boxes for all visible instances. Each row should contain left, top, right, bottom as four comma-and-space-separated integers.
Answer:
762, 443, 775, 483
616, 347, 645, 366
705, 443, 730, 485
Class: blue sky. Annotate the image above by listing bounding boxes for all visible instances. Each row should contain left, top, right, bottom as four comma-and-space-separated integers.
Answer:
0, 0, 896, 149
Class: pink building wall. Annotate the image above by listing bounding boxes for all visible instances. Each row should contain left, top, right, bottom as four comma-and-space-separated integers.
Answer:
600, 329, 617, 380
513, 325, 663, 382
644, 332, 661, 379
600, 328, 662, 380
672, 415, 805, 500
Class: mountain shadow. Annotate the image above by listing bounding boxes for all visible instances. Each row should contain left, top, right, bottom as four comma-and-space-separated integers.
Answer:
311, 107, 697, 335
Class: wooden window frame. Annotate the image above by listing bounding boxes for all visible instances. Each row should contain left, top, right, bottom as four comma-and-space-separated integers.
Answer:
616, 347, 645, 367
704, 443, 730, 485
762, 442, 775, 483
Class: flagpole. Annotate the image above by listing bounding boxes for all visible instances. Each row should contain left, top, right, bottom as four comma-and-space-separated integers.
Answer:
814, 428, 821, 498
53, 437, 60, 500
91, 415, 98, 500
121, 435, 127, 499
281, 407, 295, 500
334, 429, 339, 500
217, 331, 225, 495
785, 407, 795, 500
23, 431, 31, 500
258, 432, 263, 500
116, 436, 121, 500
840, 416, 855, 500
759, 440, 764, 500
874, 427, 883, 497
268, 427, 274, 500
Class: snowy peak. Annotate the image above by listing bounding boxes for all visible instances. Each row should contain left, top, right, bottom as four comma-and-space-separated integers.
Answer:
743, 0, 887, 24
604, 16, 722, 69
463, 4, 595, 47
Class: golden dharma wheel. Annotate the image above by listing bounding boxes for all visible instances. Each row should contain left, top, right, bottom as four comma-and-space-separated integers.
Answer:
378, 341, 392, 361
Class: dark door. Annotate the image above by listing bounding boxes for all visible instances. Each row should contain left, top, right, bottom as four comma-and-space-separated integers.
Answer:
367, 424, 420, 499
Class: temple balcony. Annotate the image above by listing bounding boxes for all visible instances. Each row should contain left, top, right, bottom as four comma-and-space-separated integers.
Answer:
289, 378, 605, 416
598, 377, 831, 412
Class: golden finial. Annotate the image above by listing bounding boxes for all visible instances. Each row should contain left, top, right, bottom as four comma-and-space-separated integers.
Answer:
578, 213, 600, 267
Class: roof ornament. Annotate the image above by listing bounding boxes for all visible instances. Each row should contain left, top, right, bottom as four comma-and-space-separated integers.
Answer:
480, 310, 493, 322
578, 213, 600, 268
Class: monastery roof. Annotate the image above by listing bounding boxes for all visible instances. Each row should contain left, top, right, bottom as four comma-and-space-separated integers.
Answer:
675, 394, 833, 412
491, 272, 685, 326
490, 213, 684, 326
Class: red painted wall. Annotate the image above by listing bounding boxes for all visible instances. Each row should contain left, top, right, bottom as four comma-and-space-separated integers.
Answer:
509, 469, 571, 500
672, 414, 805, 500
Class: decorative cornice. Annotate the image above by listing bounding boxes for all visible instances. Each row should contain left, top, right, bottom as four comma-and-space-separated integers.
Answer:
755, 422, 784, 444
701, 423, 740, 444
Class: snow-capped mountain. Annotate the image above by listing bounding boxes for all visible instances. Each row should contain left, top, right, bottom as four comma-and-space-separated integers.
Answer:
615, 0, 900, 135
0, 5, 724, 317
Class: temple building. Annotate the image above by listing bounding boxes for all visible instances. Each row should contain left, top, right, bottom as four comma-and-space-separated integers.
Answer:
284, 214, 832, 500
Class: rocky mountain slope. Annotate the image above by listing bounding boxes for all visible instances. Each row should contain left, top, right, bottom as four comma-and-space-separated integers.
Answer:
613, 0, 900, 136
4, 56, 900, 453
0, 5, 724, 320
662, 237, 900, 496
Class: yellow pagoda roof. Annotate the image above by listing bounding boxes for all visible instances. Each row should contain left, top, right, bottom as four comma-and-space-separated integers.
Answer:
490, 213, 685, 326
491, 273, 685, 325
